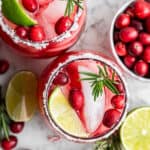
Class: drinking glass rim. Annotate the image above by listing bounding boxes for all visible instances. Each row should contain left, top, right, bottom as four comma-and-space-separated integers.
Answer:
41, 51, 129, 143
0, 0, 84, 50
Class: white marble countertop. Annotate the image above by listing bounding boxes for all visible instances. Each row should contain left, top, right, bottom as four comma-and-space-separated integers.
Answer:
1, 0, 150, 149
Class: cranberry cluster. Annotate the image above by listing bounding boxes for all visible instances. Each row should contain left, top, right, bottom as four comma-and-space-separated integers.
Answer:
114, 0, 150, 78
15, 0, 73, 42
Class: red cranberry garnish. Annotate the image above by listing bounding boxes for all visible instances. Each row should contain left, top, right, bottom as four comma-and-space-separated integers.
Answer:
115, 80, 124, 93
115, 42, 127, 56
29, 26, 45, 42
1, 135, 17, 150
134, 1, 150, 19
134, 60, 149, 77
15, 26, 28, 39
143, 46, 150, 63
53, 72, 69, 85
125, 6, 135, 18
22, 0, 38, 12
139, 32, 150, 45
131, 20, 144, 31
103, 109, 121, 128
128, 41, 143, 56
0, 60, 9, 74
119, 27, 138, 43
69, 89, 84, 111
115, 13, 130, 29
10, 122, 24, 134
111, 95, 125, 109
145, 17, 150, 33
55, 16, 73, 35
124, 55, 136, 69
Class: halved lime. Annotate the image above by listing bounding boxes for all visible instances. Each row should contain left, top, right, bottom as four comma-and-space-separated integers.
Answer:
120, 107, 150, 150
49, 87, 88, 137
6, 71, 38, 122
2, 0, 37, 26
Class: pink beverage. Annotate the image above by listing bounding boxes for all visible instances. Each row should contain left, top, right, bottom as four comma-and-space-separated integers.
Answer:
0, 0, 86, 58
38, 51, 128, 142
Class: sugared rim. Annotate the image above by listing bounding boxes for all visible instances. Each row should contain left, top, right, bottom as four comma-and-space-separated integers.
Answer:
110, 0, 150, 82
0, 0, 83, 50
41, 51, 129, 143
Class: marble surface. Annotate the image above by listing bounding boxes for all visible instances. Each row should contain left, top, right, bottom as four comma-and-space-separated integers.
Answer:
1, 0, 150, 149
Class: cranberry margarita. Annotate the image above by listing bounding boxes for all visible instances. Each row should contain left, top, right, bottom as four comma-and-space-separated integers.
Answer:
38, 51, 128, 142
0, 0, 86, 58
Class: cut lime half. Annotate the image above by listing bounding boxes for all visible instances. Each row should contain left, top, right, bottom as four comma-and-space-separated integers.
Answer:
2, 0, 37, 26
120, 107, 150, 150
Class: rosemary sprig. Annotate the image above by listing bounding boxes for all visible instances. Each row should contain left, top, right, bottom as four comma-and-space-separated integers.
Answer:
94, 132, 122, 150
65, 0, 83, 17
80, 65, 119, 101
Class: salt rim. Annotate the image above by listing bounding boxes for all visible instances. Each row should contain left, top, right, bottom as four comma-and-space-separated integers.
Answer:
42, 52, 129, 142
0, 0, 83, 50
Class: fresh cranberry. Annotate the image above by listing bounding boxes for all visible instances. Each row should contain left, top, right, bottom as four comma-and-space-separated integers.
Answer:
145, 17, 150, 33
124, 55, 136, 69
103, 109, 121, 128
15, 26, 28, 39
114, 80, 124, 93
134, 60, 149, 76
115, 42, 127, 56
111, 95, 125, 109
69, 89, 84, 110
131, 20, 143, 31
134, 1, 150, 19
139, 32, 150, 45
22, 0, 38, 12
0, 60, 9, 74
128, 41, 143, 56
125, 6, 134, 18
114, 31, 120, 43
119, 27, 138, 43
10, 122, 24, 133
29, 26, 45, 42
53, 72, 69, 85
55, 16, 73, 35
1, 135, 17, 150
115, 13, 130, 29
143, 46, 150, 63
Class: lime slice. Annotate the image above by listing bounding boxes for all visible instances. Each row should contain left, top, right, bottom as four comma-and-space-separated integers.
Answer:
6, 71, 38, 122
2, 0, 37, 26
49, 87, 88, 137
120, 107, 150, 150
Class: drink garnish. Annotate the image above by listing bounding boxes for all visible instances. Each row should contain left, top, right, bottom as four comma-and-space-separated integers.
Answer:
65, 0, 83, 16
80, 65, 119, 101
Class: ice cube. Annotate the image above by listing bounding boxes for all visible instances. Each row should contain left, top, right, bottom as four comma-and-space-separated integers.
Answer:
78, 66, 105, 133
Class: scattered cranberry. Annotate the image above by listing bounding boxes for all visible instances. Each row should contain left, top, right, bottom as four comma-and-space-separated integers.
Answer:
134, 1, 150, 19
53, 72, 69, 85
15, 26, 28, 39
1, 135, 17, 150
119, 27, 138, 43
124, 55, 136, 69
22, 0, 38, 12
10, 122, 24, 134
114, 31, 120, 42
103, 109, 121, 128
139, 32, 150, 45
55, 16, 73, 35
114, 80, 124, 93
143, 46, 150, 63
29, 26, 45, 42
134, 60, 149, 76
69, 89, 84, 111
111, 95, 125, 109
0, 60, 9, 74
131, 19, 143, 31
128, 41, 143, 56
115, 13, 130, 29
145, 17, 150, 33
115, 42, 127, 56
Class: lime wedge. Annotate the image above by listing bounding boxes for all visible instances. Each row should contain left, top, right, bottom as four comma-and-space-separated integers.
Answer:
6, 71, 38, 122
120, 107, 150, 150
49, 87, 88, 137
2, 0, 37, 26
